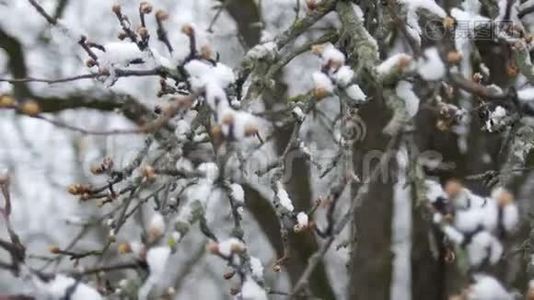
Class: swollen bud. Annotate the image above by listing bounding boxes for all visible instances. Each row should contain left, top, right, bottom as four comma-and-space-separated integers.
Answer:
137, 27, 149, 39
313, 87, 330, 100
311, 44, 325, 56
139, 1, 153, 14
207, 241, 219, 255
223, 270, 236, 280
472, 73, 483, 83
20, 100, 40, 116
442, 16, 455, 30
305, 0, 319, 11
67, 183, 91, 195
229, 287, 240, 296
86, 59, 97, 68
444, 179, 463, 199
446, 51, 462, 65
181, 24, 195, 37
147, 213, 166, 242
48, 246, 61, 254
211, 125, 222, 138
112, 4, 122, 15
117, 242, 132, 254
142, 165, 157, 181
221, 113, 235, 126
396, 55, 413, 73
506, 62, 519, 78
118, 32, 128, 40
0, 95, 16, 108
156, 10, 169, 21
200, 45, 213, 60
90, 157, 114, 175
244, 124, 258, 137
293, 212, 310, 233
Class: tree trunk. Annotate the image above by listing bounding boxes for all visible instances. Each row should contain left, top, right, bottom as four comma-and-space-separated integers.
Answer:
349, 96, 393, 300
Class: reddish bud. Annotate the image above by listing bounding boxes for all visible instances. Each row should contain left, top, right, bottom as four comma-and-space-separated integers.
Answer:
112, 4, 122, 15
20, 100, 40, 116
139, 2, 153, 14
156, 10, 169, 21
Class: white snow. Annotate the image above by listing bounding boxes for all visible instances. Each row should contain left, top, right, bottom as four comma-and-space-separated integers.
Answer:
240, 276, 268, 300
184, 60, 235, 109
312, 72, 334, 94
129, 241, 145, 257
417, 47, 445, 81
425, 180, 446, 202
443, 186, 518, 257
185, 60, 213, 92
275, 181, 294, 212
35, 274, 102, 300
467, 231, 503, 267
442, 224, 465, 244
230, 183, 245, 204
454, 205, 490, 233
390, 145, 412, 300
518, 87, 534, 101
450, 3, 489, 77
405, 9, 423, 46
484, 106, 508, 132
205, 82, 228, 111
172, 231, 182, 243
99, 42, 144, 67
496, 0, 521, 26
218, 107, 260, 140
198, 162, 219, 182
398, 0, 447, 18
321, 43, 346, 68
212, 63, 236, 88
147, 246, 171, 280
334, 65, 354, 87
480, 63, 490, 77
185, 181, 212, 207
432, 213, 443, 224
139, 246, 172, 300
148, 212, 166, 240
292, 106, 306, 122
376, 53, 412, 76
176, 157, 194, 172
249, 256, 264, 280
492, 105, 507, 118
218, 237, 246, 256
395, 81, 420, 117
345, 84, 367, 103
352, 3, 365, 21
397, 0, 446, 46
176, 119, 191, 141
245, 42, 277, 61
451, 188, 487, 210
150, 47, 177, 69
296, 212, 309, 228
468, 274, 513, 300
451, 2, 489, 35
502, 204, 519, 232
491, 187, 519, 232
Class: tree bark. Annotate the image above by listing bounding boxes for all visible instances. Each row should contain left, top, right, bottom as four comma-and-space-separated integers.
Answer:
349, 96, 393, 300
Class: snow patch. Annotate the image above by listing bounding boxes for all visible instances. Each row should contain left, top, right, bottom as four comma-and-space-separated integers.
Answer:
395, 81, 420, 117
